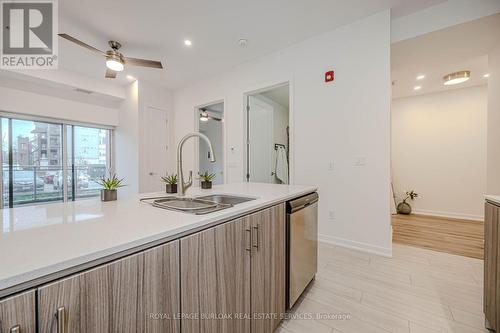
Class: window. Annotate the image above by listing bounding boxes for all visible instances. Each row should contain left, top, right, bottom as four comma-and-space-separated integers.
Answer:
71, 126, 110, 199
1, 115, 113, 208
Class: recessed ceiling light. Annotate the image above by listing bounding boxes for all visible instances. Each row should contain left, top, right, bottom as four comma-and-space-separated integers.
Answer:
414, 86, 422, 91
483, 73, 490, 78
416, 75, 425, 80
184, 39, 192, 46
443, 70, 470, 86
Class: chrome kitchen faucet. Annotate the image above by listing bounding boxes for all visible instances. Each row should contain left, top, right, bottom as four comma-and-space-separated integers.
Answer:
177, 132, 216, 196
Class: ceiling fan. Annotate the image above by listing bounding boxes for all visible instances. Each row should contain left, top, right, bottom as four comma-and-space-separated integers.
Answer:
200, 108, 223, 122
58, 33, 163, 79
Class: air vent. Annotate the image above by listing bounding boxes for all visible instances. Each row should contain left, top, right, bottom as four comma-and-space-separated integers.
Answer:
75, 88, 93, 94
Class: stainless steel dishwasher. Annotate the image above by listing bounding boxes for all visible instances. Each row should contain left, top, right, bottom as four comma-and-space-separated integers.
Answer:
286, 192, 319, 309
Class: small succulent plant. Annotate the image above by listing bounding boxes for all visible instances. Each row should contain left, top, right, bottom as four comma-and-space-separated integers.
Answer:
97, 172, 125, 190
161, 174, 178, 185
198, 171, 216, 182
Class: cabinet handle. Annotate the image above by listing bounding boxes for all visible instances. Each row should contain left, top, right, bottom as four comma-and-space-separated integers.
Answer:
56, 306, 66, 333
10, 325, 20, 333
253, 224, 260, 251
245, 228, 252, 255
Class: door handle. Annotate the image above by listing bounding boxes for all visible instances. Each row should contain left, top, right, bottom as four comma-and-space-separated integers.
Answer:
245, 228, 252, 255
253, 224, 260, 251
10, 325, 20, 333
56, 306, 66, 333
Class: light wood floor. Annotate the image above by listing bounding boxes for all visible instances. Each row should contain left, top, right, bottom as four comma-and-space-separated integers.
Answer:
392, 214, 484, 259
278, 242, 486, 333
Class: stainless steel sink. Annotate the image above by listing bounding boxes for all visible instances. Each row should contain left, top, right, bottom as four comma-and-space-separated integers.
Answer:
141, 194, 256, 214
196, 194, 256, 205
148, 197, 230, 214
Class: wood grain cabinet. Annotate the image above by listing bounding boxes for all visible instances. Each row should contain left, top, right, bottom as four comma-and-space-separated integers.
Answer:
485, 202, 500, 332
249, 204, 286, 333
0, 203, 288, 333
180, 204, 285, 333
38, 241, 180, 333
0, 290, 36, 333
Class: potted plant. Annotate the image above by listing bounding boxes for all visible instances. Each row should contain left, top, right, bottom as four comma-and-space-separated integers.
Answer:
161, 174, 178, 194
397, 190, 419, 215
96, 173, 125, 202
198, 171, 216, 189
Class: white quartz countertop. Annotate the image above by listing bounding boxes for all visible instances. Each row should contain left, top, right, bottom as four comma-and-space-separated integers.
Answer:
486, 195, 500, 206
0, 182, 316, 295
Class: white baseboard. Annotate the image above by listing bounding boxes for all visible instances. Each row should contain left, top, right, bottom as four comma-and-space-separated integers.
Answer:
412, 209, 484, 221
318, 234, 392, 258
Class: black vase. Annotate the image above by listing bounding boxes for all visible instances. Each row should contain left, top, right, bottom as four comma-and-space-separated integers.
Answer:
166, 184, 177, 194
201, 181, 212, 189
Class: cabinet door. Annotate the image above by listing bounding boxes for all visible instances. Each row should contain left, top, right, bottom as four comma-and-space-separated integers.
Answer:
0, 290, 36, 333
250, 204, 286, 333
485, 202, 499, 331
181, 216, 251, 333
38, 252, 143, 333
143, 240, 180, 333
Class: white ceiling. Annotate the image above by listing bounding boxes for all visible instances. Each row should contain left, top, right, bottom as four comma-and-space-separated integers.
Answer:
391, 13, 500, 99
57, 0, 446, 90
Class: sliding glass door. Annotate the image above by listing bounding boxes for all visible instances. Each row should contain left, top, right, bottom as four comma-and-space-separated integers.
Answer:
0, 115, 112, 208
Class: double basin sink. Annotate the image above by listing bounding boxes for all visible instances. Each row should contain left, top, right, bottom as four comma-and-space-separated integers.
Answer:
145, 194, 256, 214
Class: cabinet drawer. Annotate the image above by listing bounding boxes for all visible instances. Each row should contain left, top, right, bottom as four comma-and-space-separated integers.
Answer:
38, 241, 180, 333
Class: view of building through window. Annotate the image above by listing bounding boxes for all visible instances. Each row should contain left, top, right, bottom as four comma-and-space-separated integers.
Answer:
1, 117, 112, 207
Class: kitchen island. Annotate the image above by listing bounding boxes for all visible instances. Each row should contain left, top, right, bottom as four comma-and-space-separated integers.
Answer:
0, 182, 317, 332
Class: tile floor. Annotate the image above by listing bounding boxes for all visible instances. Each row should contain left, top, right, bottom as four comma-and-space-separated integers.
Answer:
278, 242, 486, 333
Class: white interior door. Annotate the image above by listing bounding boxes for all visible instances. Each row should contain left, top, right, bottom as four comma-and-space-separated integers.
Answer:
142, 106, 168, 192
248, 96, 274, 183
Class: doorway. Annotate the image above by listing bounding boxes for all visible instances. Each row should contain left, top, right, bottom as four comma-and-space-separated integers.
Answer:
245, 84, 290, 184
390, 14, 500, 258
196, 102, 224, 185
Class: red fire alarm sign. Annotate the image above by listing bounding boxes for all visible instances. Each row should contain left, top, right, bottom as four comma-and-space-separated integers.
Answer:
325, 70, 334, 83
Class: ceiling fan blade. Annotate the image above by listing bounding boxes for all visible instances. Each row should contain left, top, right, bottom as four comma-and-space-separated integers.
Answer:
105, 69, 117, 79
124, 57, 163, 69
58, 33, 105, 55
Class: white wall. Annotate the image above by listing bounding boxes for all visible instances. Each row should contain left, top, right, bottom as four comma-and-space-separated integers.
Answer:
391, 0, 500, 43
0, 85, 119, 126
487, 43, 500, 195
115, 81, 140, 197
392, 86, 488, 220
173, 11, 392, 256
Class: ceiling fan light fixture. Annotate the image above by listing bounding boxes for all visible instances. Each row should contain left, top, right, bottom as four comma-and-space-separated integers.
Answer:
106, 54, 124, 72
200, 111, 209, 122
443, 70, 470, 86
